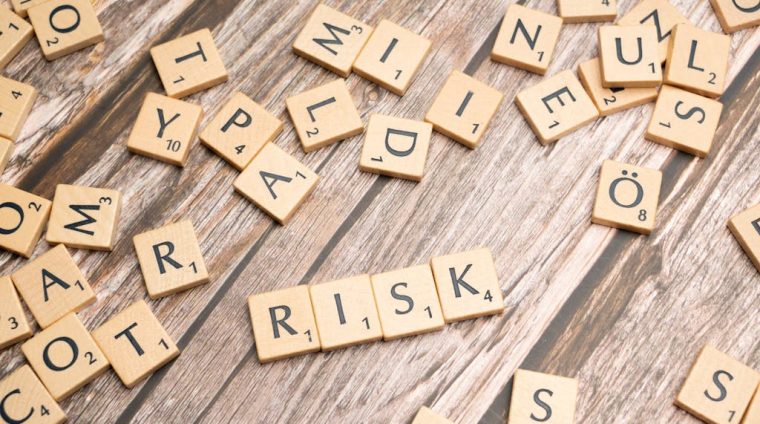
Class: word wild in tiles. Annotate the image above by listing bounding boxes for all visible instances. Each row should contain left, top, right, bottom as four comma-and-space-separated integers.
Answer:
664, 24, 730, 98
598, 25, 661, 88
577, 57, 658, 117
592, 160, 662, 235
0, 7, 33, 69
618, 0, 689, 63
0, 183, 51, 257
359, 114, 433, 182
491, 4, 563, 75
27, 0, 104, 61
709, 0, 760, 33
728, 203, 760, 273
556, 0, 617, 23
0, 276, 32, 350
411, 406, 454, 424
46, 184, 123, 251
508, 369, 579, 424
0, 365, 66, 424
0, 76, 36, 141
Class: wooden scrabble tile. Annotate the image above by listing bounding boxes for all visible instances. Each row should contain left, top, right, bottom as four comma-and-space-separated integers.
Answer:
9, 0, 48, 18
429, 248, 504, 323
618, 0, 689, 63
199, 92, 284, 171
515, 70, 599, 144
728, 203, 760, 273
0, 276, 32, 350
309, 274, 382, 351
592, 160, 662, 235
508, 369, 579, 424
234, 142, 319, 225
0, 137, 12, 174
675, 345, 760, 424
46, 184, 122, 251
0, 365, 66, 424
133, 220, 208, 299
664, 24, 730, 98
424, 70, 504, 148
359, 114, 432, 182
126, 92, 203, 167
0, 6, 33, 69
292, 4, 373, 77
352, 19, 431, 95
646, 85, 723, 157
598, 25, 661, 88
0, 76, 36, 141
248, 285, 321, 363
150, 28, 228, 98
92, 300, 180, 388
743, 385, 760, 424
557, 0, 617, 23
286, 78, 364, 152
0, 183, 51, 257
710, 0, 760, 33
21, 313, 109, 401
578, 57, 658, 116
411, 406, 454, 424
491, 4, 563, 75
27, 0, 103, 61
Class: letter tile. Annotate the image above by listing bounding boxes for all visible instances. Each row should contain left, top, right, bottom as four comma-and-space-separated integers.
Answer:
491, 4, 563, 75
728, 203, 760, 273
618, 0, 688, 63
598, 25, 661, 88
27, 0, 104, 61
557, 0, 617, 23
664, 24, 730, 98
0, 137, 12, 174
359, 114, 432, 182
9, 0, 48, 18
508, 369, 578, 424
0, 183, 51, 257
578, 57, 657, 116
592, 160, 662, 235
0, 6, 33, 69
0, 365, 66, 424
709, 0, 760, 33
0, 76, 36, 141
0, 276, 32, 350
46, 184, 122, 251
411, 406, 454, 424
743, 385, 760, 424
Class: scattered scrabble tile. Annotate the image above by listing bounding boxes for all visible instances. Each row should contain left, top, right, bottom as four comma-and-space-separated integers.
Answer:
0, 276, 32, 350
12, 244, 96, 328
292, 4, 373, 77
27, 0, 104, 61
0, 76, 36, 141
9, 0, 48, 18
557, 0, 617, 23
359, 114, 432, 181
126, 92, 203, 167
352, 19, 431, 95
424, 70, 504, 148
0, 365, 66, 424
21, 313, 110, 401
515, 70, 599, 144
92, 300, 180, 388
743, 385, 760, 424
491, 4, 563, 74
0, 6, 33, 69
286, 78, 364, 152
0, 183, 52, 257
592, 160, 662, 235
618, 0, 689, 63
598, 25, 661, 88
0, 137, 12, 174
664, 24, 730, 98
309, 274, 382, 351
508, 369, 579, 424
248, 285, 321, 363
412, 406, 454, 424
645, 85, 723, 157
133, 220, 209, 299
199, 92, 284, 171
675, 345, 760, 424
578, 57, 657, 116
46, 184, 122, 251
709, 0, 760, 33
728, 203, 760, 273
150, 28, 228, 98
429, 248, 504, 323
234, 142, 319, 225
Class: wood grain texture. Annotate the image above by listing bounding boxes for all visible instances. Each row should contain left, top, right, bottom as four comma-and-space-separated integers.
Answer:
0, 0, 757, 423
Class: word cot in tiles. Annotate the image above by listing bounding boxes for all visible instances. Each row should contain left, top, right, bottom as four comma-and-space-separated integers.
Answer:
27, 0, 103, 61
664, 24, 730, 98
359, 114, 433, 182
728, 203, 760, 273
0, 76, 36, 141
0, 6, 34, 68
557, 0, 617, 23
0, 183, 51, 257
508, 369, 579, 424
0, 365, 66, 424
46, 184, 122, 251
592, 160, 662, 235
618, 0, 689, 63
491, 4, 563, 75
578, 58, 658, 116
598, 25, 661, 88
0, 276, 32, 350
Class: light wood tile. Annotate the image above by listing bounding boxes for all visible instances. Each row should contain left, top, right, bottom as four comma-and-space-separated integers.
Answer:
0, 183, 51, 257
0, 365, 66, 424
491, 4, 563, 75
618, 0, 688, 63
27, 0, 103, 60
743, 385, 760, 424
578, 57, 657, 116
557, 0, 617, 23
359, 114, 432, 182
709, 0, 760, 33
664, 24, 730, 98
0, 136, 13, 175
0, 75, 36, 141
0, 275, 32, 350
0, 6, 33, 69
598, 25, 661, 88
9, 0, 48, 18
728, 203, 760, 273
508, 369, 579, 424
46, 184, 122, 251
411, 406, 455, 424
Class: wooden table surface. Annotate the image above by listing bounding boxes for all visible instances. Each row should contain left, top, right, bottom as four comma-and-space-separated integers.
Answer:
1, 0, 758, 423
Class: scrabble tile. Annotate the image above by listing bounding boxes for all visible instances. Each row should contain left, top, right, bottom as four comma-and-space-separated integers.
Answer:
0, 365, 66, 424
92, 300, 180, 388
664, 24, 730, 98
618, 0, 689, 63
411, 406, 454, 424
27, 0, 104, 61
370, 264, 444, 341
248, 285, 321, 363
0, 183, 51, 257
286, 78, 364, 152
150, 28, 228, 98
429, 248, 504, 323
133, 220, 209, 299
46, 184, 122, 251
675, 345, 760, 424
0, 76, 36, 141
0, 276, 32, 350
126, 92, 203, 167
557, 0, 617, 23
234, 142, 319, 225
491, 4, 563, 75
9, 0, 48, 18
743, 385, 760, 424
578, 57, 657, 116
359, 114, 432, 182
21, 313, 110, 401
592, 160, 662, 235
424, 70, 504, 148
710, 0, 760, 33
292, 4, 373, 77
0, 6, 33, 69
309, 274, 382, 351
728, 203, 760, 273
598, 25, 661, 88
352, 19, 431, 95
508, 369, 579, 424
199, 92, 284, 171
645, 85, 723, 157
0, 136, 13, 174
515, 70, 599, 144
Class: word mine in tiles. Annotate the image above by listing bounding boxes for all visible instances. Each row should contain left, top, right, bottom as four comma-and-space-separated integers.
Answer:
0, 365, 66, 424
46, 184, 122, 251
359, 114, 433, 182
0, 183, 51, 257
0, 6, 33, 69
508, 369, 579, 424
491, 4, 563, 75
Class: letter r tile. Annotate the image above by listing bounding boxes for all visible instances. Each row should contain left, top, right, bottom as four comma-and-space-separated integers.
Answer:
508, 369, 578, 424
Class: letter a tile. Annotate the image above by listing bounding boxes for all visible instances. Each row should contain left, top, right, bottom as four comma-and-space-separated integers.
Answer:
508, 369, 578, 424
359, 114, 432, 182
0, 276, 32, 350
491, 4, 563, 75
411, 407, 454, 424
592, 160, 662, 235
728, 203, 760, 273
0, 183, 51, 257
0, 6, 33, 69
46, 184, 122, 251
664, 24, 730, 98
709, 0, 760, 33
0, 76, 36, 141
618, 0, 688, 63
557, 0, 617, 23
578, 57, 658, 116
27, 0, 104, 61
0, 365, 66, 424
598, 25, 661, 88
